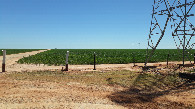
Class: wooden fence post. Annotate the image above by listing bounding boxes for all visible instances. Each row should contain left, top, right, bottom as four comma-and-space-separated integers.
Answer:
93, 52, 96, 70
65, 51, 69, 71
2, 50, 6, 72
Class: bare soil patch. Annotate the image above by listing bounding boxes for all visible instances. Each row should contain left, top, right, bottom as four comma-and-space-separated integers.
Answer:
0, 71, 194, 109
0, 73, 126, 109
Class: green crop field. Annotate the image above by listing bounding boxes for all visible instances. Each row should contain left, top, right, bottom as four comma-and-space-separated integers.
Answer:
0, 49, 43, 56
17, 49, 195, 65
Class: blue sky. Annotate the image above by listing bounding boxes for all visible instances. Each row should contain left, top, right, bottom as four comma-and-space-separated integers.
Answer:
0, 0, 194, 49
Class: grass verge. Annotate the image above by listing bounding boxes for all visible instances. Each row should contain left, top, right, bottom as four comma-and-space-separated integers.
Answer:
5, 71, 183, 90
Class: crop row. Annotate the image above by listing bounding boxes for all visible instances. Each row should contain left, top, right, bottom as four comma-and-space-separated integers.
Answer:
17, 49, 195, 65
0, 49, 43, 56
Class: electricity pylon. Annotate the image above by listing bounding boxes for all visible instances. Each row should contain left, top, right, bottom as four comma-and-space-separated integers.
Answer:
145, 0, 195, 66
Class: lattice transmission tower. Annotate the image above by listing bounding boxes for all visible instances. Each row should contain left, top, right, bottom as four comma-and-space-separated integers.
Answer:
145, 0, 195, 66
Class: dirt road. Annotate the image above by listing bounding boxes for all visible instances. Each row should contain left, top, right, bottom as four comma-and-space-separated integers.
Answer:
0, 50, 48, 72
0, 74, 126, 109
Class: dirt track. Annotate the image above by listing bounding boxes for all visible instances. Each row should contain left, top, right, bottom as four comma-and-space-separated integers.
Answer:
0, 50, 48, 72
0, 74, 127, 109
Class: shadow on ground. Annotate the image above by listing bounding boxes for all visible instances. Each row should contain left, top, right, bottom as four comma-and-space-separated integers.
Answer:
107, 73, 195, 109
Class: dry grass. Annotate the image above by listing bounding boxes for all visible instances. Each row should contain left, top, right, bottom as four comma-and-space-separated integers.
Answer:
5, 70, 183, 90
